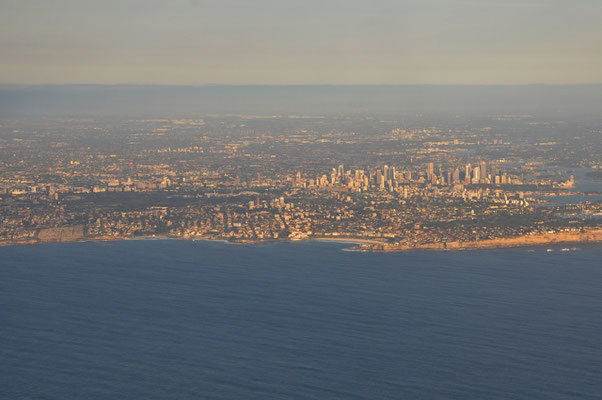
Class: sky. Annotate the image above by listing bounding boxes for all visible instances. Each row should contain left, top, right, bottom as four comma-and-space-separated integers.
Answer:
1, 0, 601, 85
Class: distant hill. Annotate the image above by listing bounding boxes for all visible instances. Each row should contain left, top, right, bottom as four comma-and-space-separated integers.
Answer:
1, 84, 602, 117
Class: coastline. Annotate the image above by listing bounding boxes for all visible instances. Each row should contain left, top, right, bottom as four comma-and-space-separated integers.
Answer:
1, 229, 602, 252
348, 229, 602, 252
310, 237, 387, 245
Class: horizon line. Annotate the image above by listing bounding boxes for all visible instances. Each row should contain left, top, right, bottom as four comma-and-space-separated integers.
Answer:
2, 82, 602, 88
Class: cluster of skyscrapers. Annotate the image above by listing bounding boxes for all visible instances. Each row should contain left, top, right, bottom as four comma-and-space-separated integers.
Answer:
298, 161, 516, 192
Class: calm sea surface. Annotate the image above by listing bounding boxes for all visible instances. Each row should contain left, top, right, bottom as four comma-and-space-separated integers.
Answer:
1, 240, 601, 399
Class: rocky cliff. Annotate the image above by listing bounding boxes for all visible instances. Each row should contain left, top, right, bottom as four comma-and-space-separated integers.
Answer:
37, 226, 85, 242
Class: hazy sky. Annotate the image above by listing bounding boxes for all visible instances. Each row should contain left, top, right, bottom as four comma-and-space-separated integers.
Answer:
1, 0, 601, 85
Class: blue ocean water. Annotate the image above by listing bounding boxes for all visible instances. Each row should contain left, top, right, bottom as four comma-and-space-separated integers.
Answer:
1, 240, 601, 399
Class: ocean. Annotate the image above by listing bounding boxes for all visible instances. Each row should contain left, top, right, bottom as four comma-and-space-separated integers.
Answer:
1, 240, 601, 399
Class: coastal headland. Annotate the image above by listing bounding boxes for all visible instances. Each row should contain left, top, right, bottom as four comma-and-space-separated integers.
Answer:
348, 229, 602, 252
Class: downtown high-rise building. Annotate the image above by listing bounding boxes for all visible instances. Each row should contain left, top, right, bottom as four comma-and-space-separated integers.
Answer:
453, 168, 460, 183
472, 166, 480, 183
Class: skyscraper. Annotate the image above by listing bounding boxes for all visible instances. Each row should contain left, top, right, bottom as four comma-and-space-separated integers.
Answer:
427, 162, 434, 180
453, 168, 460, 183
473, 166, 480, 183
465, 164, 472, 184
376, 169, 384, 189
480, 161, 487, 182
